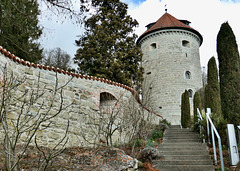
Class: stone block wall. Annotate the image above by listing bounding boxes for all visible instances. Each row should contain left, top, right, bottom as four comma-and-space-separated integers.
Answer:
140, 29, 203, 125
0, 47, 161, 148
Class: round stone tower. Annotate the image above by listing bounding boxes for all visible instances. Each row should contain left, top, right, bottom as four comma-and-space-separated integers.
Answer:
137, 12, 203, 125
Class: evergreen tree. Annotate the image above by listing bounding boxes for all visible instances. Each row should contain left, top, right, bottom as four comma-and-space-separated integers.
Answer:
181, 90, 190, 128
204, 57, 222, 116
217, 22, 240, 126
193, 91, 201, 125
0, 0, 43, 62
74, 0, 143, 88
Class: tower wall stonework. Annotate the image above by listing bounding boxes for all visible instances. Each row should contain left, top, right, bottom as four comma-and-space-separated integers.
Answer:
139, 29, 203, 125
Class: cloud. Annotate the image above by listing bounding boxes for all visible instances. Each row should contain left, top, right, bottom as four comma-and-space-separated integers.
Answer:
39, 0, 240, 68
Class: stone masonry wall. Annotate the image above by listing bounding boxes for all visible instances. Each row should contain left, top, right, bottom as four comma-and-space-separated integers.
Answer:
0, 47, 161, 148
139, 29, 203, 125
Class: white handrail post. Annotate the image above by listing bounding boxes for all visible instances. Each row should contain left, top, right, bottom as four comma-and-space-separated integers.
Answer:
211, 125, 217, 165
206, 108, 211, 144
206, 108, 224, 171
218, 137, 224, 170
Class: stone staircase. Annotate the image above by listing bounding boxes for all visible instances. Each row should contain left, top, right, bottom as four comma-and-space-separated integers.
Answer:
153, 125, 215, 171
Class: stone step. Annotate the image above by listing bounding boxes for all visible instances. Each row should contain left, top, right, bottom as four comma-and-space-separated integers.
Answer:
165, 130, 196, 133
163, 138, 200, 143
164, 136, 199, 139
164, 133, 198, 136
158, 150, 209, 155
159, 155, 211, 161
152, 165, 215, 171
153, 160, 213, 165
160, 142, 207, 147
169, 125, 181, 128
152, 126, 214, 171
158, 147, 208, 153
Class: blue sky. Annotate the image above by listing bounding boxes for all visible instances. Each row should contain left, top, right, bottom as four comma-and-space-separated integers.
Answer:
39, 0, 240, 68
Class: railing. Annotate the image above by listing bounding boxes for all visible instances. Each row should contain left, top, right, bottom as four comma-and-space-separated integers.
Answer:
237, 126, 240, 147
197, 108, 205, 143
206, 108, 224, 171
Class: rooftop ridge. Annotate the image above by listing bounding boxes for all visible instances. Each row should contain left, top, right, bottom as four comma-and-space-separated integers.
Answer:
137, 12, 203, 45
0, 46, 162, 118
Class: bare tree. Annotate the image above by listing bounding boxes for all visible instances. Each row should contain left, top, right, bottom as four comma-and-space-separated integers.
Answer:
77, 86, 160, 151
0, 64, 72, 170
40, 0, 88, 24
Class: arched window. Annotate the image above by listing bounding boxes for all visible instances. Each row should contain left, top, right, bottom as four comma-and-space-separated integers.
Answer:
182, 40, 190, 47
185, 71, 191, 79
100, 92, 117, 113
188, 89, 193, 98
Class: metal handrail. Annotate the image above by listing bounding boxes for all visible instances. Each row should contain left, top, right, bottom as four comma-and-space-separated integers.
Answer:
206, 108, 224, 171
197, 108, 205, 143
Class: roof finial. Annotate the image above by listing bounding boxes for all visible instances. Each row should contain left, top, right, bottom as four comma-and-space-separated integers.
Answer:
165, 4, 167, 13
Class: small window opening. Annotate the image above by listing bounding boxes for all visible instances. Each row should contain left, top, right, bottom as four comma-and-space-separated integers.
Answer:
185, 71, 191, 79
185, 53, 188, 57
100, 92, 117, 113
150, 43, 157, 49
188, 89, 193, 98
147, 72, 151, 75
182, 40, 190, 47
159, 106, 162, 109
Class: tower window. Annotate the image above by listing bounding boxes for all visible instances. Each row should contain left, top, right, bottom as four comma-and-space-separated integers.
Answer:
188, 89, 193, 98
182, 40, 190, 47
147, 71, 151, 75
185, 71, 191, 79
150, 43, 157, 49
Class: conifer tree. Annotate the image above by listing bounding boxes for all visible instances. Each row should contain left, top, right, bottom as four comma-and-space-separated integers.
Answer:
217, 22, 240, 126
74, 0, 143, 88
204, 57, 222, 116
193, 91, 201, 125
181, 90, 190, 128
0, 0, 43, 62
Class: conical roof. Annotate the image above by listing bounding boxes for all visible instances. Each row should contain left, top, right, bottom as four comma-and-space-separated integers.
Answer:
137, 13, 203, 45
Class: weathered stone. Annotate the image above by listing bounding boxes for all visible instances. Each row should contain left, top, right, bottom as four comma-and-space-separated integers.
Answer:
25, 68, 33, 75
139, 147, 160, 162
0, 50, 161, 149
47, 132, 60, 140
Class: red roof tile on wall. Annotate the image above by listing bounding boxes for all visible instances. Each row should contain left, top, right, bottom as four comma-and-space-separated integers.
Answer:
0, 46, 163, 118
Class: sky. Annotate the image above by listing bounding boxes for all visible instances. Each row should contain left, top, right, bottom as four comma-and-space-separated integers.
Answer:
39, 0, 240, 68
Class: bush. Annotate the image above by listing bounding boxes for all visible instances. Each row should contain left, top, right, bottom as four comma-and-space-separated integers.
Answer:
129, 138, 145, 148
181, 90, 191, 128
151, 130, 163, 140
200, 112, 227, 145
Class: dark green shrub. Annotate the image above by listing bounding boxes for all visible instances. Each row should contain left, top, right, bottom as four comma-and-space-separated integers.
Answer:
217, 22, 240, 126
193, 91, 202, 131
181, 90, 190, 128
159, 119, 171, 127
152, 130, 163, 140
204, 57, 222, 117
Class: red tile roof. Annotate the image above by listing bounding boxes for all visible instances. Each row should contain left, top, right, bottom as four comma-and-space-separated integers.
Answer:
137, 13, 203, 45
